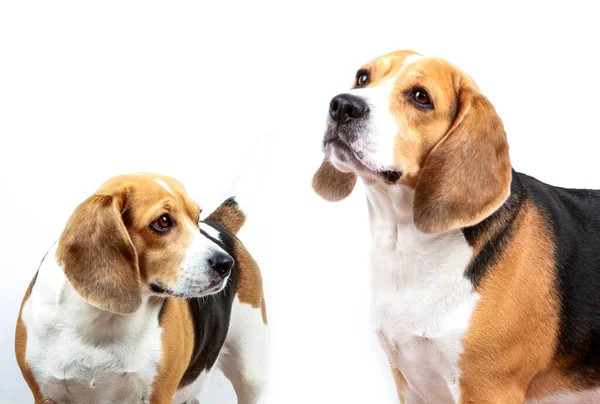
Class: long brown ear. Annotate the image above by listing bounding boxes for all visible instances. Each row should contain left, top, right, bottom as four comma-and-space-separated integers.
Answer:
312, 159, 357, 202
56, 189, 141, 314
414, 86, 511, 234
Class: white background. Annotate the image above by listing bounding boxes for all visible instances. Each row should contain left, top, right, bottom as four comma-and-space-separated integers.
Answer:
1, 1, 600, 403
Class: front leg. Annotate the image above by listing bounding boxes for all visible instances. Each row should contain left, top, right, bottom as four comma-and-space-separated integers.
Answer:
219, 298, 267, 404
390, 364, 408, 404
389, 365, 432, 404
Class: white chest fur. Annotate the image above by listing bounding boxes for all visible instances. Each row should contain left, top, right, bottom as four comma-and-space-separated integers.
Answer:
22, 245, 163, 404
366, 184, 479, 404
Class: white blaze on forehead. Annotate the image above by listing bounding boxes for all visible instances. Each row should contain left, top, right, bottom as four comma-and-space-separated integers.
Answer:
199, 222, 221, 242
155, 179, 173, 195
398, 54, 424, 75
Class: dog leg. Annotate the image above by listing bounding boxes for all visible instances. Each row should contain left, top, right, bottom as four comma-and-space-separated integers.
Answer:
390, 364, 408, 404
220, 298, 267, 404
388, 367, 431, 404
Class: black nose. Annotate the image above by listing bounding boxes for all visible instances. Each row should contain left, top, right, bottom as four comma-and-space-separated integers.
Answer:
208, 253, 235, 277
329, 93, 369, 124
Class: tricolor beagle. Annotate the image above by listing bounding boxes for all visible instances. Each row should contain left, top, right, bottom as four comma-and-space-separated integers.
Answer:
313, 51, 600, 403
15, 173, 267, 404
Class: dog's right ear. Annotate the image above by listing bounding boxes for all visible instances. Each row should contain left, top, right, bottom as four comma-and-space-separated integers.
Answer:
312, 159, 357, 202
56, 189, 142, 315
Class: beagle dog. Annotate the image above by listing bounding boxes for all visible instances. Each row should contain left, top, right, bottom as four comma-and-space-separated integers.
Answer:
313, 50, 600, 403
15, 173, 267, 404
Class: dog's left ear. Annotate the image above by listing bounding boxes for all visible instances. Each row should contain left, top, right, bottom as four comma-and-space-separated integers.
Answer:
312, 159, 357, 202
56, 188, 142, 314
413, 83, 512, 234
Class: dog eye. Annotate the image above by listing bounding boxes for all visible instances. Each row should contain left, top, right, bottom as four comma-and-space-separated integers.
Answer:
410, 88, 433, 108
151, 214, 172, 233
356, 70, 370, 88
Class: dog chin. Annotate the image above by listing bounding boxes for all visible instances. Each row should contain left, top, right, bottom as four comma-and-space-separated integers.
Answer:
328, 146, 378, 175
200, 276, 230, 296
325, 142, 365, 172
328, 152, 358, 173
156, 276, 229, 299
329, 151, 403, 184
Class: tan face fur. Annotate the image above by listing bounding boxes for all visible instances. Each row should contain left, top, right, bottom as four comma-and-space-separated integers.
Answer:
56, 173, 233, 314
315, 50, 512, 233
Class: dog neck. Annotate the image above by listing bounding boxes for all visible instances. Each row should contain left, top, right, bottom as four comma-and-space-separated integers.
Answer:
364, 179, 415, 226
362, 179, 466, 255
33, 243, 163, 344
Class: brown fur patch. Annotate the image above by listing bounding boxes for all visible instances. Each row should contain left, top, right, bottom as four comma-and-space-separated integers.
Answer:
15, 273, 45, 403
234, 237, 267, 324
459, 201, 560, 402
150, 298, 195, 401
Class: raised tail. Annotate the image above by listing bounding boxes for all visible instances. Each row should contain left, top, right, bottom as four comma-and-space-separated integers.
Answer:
205, 197, 246, 235
205, 134, 273, 235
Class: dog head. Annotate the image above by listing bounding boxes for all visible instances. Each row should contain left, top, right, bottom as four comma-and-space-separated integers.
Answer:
313, 50, 511, 233
56, 173, 234, 314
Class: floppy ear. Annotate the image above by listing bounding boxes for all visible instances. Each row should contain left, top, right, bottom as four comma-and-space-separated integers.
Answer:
312, 159, 357, 202
413, 87, 512, 234
56, 189, 142, 314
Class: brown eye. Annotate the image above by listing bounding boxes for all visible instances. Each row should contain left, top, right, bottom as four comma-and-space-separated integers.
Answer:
356, 70, 370, 87
152, 214, 172, 233
411, 89, 433, 108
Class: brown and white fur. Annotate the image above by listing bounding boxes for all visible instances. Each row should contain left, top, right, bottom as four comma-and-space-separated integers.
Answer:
313, 51, 600, 403
15, 173, 267, 404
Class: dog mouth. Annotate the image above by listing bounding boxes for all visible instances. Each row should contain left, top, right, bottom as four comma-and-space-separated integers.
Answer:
204, 278, 228, 294
323, 130, 364, 164
323, 130, 403, 184
150, 277, 228, 299
324, 134, 355, 155
323, 129, 350, 148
